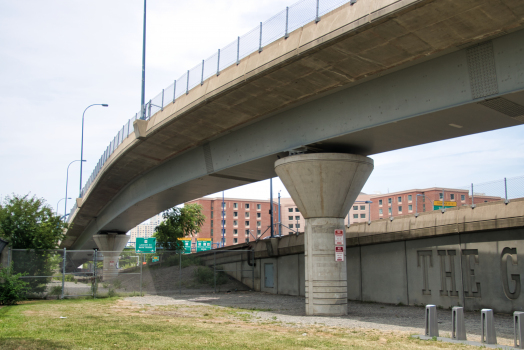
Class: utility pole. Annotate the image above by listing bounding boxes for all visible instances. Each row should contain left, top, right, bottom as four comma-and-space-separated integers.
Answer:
140, 0, 147, 119
270, 178, 274, 237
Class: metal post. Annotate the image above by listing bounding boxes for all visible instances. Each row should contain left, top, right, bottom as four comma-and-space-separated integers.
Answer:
200, 60, 204, 86
140, 254, 143, 296
148, 99, 152, 119
161, 89, 164, 111
186, 70, 189, 94
278, 191, 281, 236
173, 80, 176, 102
236, 36, 240, 65
471, 183, 476, 208
251, 249, 255, 290
140, 0, 147, 120
258, 22, 263, 53
61, 248, 66, 300
222, 191, 225, 247
93, 249, 97, 299
216, 49, 220, 76
214, 251, 217, 293
285, 7, 289, 39
270, 178, 274, 238
315, 0, 320, 23
179, 252, 182, 295
442, 188, 446, 213
504, 177, 509, 204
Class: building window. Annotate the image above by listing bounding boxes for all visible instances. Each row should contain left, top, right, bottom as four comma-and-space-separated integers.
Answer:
422, 195, 425, 202
423, 204, 426, 212
211, 220, 214, 226
288, 216, 293, 220
245, 221, 249, 226
379, 199, 383, 206
234, 238, 238, 244
257, 204, 261, 210
379, 209, 383, 215
398, 197, 402, 203
295, 208, 299, 212
257, 221, 261, 227
245, 237, 249, 242
211, 211, 214, 218
233, 229, 238, 235
398, 206, 402, 212
257, 230, 261, 235
245, 203, 250, 209
353, 214, 358, 219
233, 203, 238, 209
388, 208, 392, 214
233, 211, 238, 217
222, 220, 225, 225
233, 220, 237, 226
221, 202, 226, 209
388, 198, 392, 204
288, 208, 293, 213
245, 230, 250, 235
257, 213, 261, 218
289, 224, 294, 228
360, 205, 365, 210
439, 193, 443, 199
295, 216, 300, 220
360, 214, 365, 218
461, 194, 465, 201
210, 229, 213, 236
245, 212, 249, 218
296, 224, 300, 228
408, 205, 412, 211
450, 194, 455, 200
353, 205, 358, 210
408, 195, 412, 201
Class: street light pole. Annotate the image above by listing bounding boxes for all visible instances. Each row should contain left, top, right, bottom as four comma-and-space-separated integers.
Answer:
56, 197, 71, 216
65, 160, 85, 218
140, 0, 147, 119
79, 104, 108, 197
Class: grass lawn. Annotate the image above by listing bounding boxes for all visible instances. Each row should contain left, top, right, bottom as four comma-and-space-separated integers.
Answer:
0, 297, 479, 349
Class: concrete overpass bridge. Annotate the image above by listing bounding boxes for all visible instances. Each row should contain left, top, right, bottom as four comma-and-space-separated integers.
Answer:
63, 0, 524, 315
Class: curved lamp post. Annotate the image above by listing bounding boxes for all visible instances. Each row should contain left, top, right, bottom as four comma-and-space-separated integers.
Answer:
80, 104, 108, 197
57, 197, 71, 216
65, 159, 86, 218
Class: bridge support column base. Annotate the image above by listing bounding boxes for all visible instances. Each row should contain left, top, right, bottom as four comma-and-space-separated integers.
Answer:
275, 153, 373, 316
93, 232, 130, 279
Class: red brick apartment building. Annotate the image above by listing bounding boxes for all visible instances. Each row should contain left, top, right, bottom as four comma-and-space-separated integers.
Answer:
185, 197, 278, 247
369, 188, 502, 221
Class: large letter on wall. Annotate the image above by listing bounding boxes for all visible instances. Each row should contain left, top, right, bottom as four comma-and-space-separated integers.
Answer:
501, 248, 521, 300
417, 250, 433, 296
462, 249, 481, 298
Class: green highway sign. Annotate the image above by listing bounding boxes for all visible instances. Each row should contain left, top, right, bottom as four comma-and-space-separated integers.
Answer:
135, 237, 156, 253
178, 238, 192, 254
196, 238, 212, 252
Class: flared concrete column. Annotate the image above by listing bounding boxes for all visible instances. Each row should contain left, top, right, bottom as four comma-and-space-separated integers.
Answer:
275, 153, 373, 316
92, 233, 130, 278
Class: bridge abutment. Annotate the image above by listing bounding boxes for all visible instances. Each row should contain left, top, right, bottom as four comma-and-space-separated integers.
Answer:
275, 153, 373, 316
92, 232, 129, 279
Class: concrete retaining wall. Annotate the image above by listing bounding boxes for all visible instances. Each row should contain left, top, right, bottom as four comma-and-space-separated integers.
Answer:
196, 199, 524, 313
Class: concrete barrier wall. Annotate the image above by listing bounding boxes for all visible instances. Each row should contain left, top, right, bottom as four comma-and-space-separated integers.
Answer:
197, 200, 523, 313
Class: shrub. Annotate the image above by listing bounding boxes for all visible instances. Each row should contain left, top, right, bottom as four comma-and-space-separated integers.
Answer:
0, 265, 30, 305
194, 266, 228, 286
112, 279, 122, 289
181, 255, 203, 268
48, 285, 62, 298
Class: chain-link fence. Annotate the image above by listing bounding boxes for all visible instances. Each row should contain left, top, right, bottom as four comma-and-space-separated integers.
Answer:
73, 0, 359, 212
456, 175, 524, 207
7, 248, 255, 299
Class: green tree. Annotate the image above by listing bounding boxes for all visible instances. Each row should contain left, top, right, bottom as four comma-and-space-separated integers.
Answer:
154, 204, 205, 251
0, 194, 67, 295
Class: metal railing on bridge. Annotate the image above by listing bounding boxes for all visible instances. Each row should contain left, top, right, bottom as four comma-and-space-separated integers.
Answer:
70, 0, 359, 221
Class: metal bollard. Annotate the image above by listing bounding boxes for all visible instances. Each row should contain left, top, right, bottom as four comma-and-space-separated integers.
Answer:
481, 309, 497, 344
452, 306, 467, 340
425, 305, 439, 337
515, 311, 524, 349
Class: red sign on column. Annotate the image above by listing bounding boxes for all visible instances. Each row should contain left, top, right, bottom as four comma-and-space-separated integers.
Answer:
334, 229, 344, 245
335, 246, 345, 262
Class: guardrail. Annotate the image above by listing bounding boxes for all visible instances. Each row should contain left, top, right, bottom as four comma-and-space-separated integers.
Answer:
69, 0, 360, 222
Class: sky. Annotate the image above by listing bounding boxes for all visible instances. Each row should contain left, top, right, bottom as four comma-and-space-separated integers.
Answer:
0, 0, 523, 218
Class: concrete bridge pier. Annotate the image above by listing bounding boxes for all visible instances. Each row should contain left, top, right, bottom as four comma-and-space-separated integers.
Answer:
275, 153, 373, 316
92, 232, 129, 279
